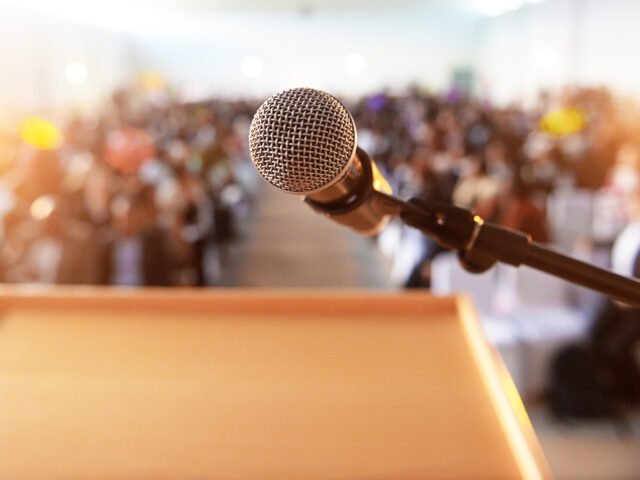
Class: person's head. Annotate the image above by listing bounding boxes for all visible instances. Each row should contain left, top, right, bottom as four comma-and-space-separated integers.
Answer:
463, 154, 487, 177
615, 142, 640, 170
110, 196, 138, 237
110, 189, 156, 237
507, 173, 533, 200
136, 185, 158, 229
611, 143, 640, 210
626, 189, 640, 222
30, 195, 66, 236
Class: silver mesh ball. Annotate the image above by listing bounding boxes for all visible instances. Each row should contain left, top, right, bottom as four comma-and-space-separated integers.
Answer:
248, 88, 357, 194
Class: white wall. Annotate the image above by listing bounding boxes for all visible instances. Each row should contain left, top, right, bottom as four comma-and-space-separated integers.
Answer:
477, 0, 640, 104
4, 0, 640, 121
129, 3, 482, 99
0, 5, 134, 129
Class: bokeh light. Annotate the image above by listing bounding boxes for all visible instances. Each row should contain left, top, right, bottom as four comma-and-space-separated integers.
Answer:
103, 128, 155, 174
534, 46, 559, 70
344, 53, 366, 76
20, 117, 62, 150
242, 56, 264, 78
30, 195, 56, 220
540, 107, 586, 136
65, 62, 87, 84
137, 71, 165, 90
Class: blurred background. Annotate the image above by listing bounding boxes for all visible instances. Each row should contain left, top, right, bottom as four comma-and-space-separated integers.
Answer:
1, 0, 640, 478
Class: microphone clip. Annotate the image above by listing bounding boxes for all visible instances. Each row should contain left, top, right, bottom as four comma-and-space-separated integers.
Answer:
399, 197, 640, 306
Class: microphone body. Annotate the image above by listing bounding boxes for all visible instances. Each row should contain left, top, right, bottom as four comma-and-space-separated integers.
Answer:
304, 147, 392, 236
248, 87, 393, 236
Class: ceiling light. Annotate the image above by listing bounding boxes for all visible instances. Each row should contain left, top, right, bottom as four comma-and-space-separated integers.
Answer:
65, 62, 87, 84
344, 53, 366, 76
242, 56, 264, 79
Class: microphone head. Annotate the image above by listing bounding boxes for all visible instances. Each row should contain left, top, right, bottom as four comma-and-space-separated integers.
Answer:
249, 87, 357, 194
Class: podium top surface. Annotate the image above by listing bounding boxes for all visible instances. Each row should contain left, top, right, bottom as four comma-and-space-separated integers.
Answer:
0, 287, 549, 480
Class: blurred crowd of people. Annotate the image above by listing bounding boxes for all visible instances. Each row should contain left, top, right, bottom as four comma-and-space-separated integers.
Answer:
348, 86, 640, 286
1, 83, 640, 288
0, 86, 259, 286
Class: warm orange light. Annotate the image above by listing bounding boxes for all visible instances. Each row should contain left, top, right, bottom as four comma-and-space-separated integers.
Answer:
30, 195, 55, 220
0, 143, 14, 176
457, 297, 547, 480
20, 117, 62, 150
371, 160, 392, 194
540, 107, 586, 136
137, 71, 165, 91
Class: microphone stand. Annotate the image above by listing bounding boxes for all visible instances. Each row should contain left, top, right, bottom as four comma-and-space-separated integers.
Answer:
373, 189, 640, 307
304, 147, 640, 306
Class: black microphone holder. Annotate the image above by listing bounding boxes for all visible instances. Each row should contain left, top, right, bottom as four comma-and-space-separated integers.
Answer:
375, 190, 640, 307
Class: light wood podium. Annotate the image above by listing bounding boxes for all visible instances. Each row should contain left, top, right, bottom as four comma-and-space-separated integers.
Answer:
0, 287, 550, 479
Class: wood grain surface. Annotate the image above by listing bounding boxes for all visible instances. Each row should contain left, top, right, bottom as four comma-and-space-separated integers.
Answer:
0, 288, 550, 479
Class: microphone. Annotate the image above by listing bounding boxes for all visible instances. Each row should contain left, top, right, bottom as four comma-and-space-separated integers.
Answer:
248, 87, 394, 236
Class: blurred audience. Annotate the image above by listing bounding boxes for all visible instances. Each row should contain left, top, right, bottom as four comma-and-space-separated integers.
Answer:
0, 82, 639, 288
0, 84, 257, 286
351, 85, 640, 287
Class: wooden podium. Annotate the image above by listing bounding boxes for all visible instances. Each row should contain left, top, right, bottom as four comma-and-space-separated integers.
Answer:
0, 288, 550, 479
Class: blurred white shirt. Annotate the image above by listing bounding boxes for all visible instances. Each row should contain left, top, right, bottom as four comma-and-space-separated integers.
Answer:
612, 222, 640, 277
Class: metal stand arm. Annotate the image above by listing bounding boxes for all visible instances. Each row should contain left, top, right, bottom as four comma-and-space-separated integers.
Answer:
378, 193, 640, 307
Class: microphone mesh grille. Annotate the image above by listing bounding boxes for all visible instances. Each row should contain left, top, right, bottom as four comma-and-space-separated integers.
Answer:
249, 88, 356, 193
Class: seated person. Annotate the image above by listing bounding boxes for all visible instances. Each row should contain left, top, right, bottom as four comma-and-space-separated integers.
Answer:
98, 189, 171, 286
